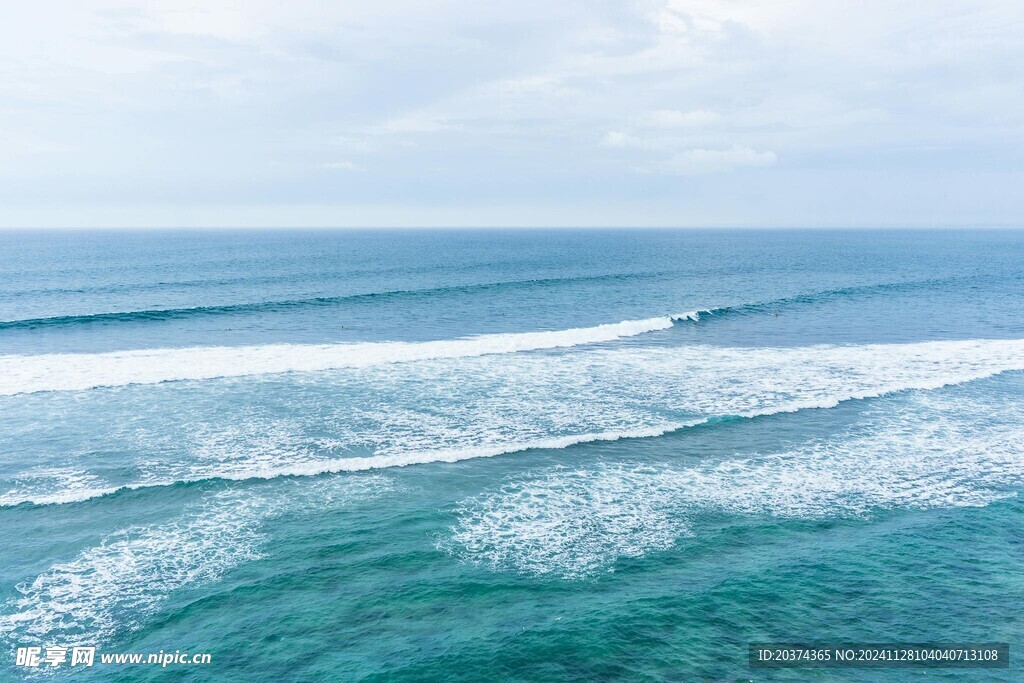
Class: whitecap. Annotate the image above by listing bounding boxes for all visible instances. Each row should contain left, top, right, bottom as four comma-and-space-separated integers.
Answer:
0, 475, 394, 645
447, 390, 1024, 578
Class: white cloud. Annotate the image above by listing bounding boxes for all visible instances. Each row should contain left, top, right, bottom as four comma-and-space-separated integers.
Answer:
600, 131, 642, 148
320, 161, 361, 171
0, 0, 1023, 226
374, 116, 454, 134
647, 146, 777, 175
647, 109, 721, 127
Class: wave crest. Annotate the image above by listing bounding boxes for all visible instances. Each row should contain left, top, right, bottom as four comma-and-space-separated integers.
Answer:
4, 339, 1024, 507
0, 316, 681, 395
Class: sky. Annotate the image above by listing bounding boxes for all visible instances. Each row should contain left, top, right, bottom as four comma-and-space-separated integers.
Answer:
1, 1, 1022, 228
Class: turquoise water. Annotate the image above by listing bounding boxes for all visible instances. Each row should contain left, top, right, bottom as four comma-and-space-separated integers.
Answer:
1, 229, 1023, 681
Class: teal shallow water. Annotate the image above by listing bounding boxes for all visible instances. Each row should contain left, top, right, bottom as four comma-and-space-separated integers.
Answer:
1, 229, 1023, 681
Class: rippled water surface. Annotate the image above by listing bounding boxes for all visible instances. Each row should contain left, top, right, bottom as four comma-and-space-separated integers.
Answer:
1, 229, 1023, 681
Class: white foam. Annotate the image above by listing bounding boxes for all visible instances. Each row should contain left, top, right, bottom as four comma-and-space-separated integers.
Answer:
0, 315, 680, 395
448, 391, 1024, 578
4, 338, 1024, 507
0, 490, 265, 644
153, 338, 1024, 481
447, 465, 689, 579
0, 468, 119, 507
0, 475, 394, 645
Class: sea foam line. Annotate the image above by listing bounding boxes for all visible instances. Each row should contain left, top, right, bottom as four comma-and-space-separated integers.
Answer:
0, 476, 395, 645
5, 338, 1024, 508
447, 389, 1024, 578
0, 424, 692, 508
0, 271, 994, 396
0, 314, 698, 396
5, 356, 1020, 508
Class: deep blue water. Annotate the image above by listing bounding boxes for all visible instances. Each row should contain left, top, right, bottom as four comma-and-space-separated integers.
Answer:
1, 229, 1023, 681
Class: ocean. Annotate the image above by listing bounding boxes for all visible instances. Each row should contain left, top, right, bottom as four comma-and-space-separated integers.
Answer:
1, 228, 1023, 681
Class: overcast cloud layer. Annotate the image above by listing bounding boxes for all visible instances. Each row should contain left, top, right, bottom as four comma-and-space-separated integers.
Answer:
1, 1, 1022, 227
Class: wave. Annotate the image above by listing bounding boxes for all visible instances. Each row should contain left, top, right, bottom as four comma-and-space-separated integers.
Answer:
0, 278, 979, 394
0, 476, 395, 645
0, 491, 266, 644
671, 275, 984, 325
0, 314, 695, 395
447, 389, 1024, 578
5, 337, 1024, 507
0, 424, 692, 507
0, 271, 670, 330
3, 271, 991, 332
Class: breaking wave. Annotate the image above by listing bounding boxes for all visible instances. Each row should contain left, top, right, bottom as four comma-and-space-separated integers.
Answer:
3, 338, 1024, 506
0, 315, 694, 395
447, 389, 1024, 578
0, 476, 395, 645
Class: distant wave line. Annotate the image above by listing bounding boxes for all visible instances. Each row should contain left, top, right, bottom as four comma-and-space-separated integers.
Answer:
0, 274, 1013, 394
672, 275, 983, 325
0, 271, 673, 330
1, 272, 992, 332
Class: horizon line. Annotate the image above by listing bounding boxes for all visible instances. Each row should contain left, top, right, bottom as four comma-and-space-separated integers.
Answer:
2, 225, 1024, 232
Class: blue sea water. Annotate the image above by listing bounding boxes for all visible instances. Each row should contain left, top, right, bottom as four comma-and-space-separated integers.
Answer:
1, 228, 1023, 681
